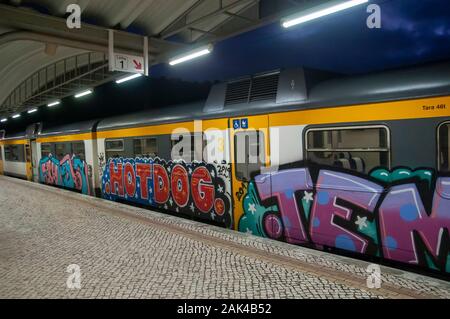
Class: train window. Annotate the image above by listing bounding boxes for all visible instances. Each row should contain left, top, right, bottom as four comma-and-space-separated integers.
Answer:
4, 144, 25, 162
105, 139, 126, 160
105, 139, 124, 152
234, 131, 265, 182
134, 137, 158, 158
306, 126, 390, 173
171, 133, 203, 163
41, 143, 53, 158
72, 142, 85, 161
55, 143, 71, 161
438, 122, 450, 172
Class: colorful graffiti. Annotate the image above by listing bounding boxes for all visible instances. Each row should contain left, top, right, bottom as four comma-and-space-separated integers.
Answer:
238, 164, 450, 273
102, 158, 233, 227
39, 154, 92, 195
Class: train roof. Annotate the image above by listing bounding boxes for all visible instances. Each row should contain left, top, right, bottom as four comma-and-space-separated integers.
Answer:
96, 61, 450, 132
38, 120, 98, 138
97, 101, 205, 132
4, 60, 448, 138
1, 131, 26, 141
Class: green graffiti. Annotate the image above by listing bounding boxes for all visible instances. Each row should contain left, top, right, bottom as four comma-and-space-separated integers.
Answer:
238, 181, 278, 237
371, 168, 434, 187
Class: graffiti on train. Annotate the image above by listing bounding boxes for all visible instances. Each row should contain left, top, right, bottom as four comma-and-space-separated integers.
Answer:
102, 158, 232, 227
238, 164, 450, 273
39, 154, 92, 195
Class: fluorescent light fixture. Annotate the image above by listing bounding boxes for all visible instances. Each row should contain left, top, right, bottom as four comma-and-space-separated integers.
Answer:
12, 114, 21, 119
27, 108, 38, 114
169, 45, 213, 66
47, 101, 61, 107
116, 73, 143, 84
0, 118, 7, 123
75, 89, 93, 98
282, 0, 368, 28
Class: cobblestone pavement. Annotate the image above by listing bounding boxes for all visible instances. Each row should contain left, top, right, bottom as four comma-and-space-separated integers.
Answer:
1, 176, 449, 299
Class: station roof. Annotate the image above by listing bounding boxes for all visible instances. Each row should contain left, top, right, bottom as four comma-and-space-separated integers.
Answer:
0, 0, 324, 119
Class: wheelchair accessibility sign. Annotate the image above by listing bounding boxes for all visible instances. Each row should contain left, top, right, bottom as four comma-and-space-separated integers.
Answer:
233, 118, 249, 130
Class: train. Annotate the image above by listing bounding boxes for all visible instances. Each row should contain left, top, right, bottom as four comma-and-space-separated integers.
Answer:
1, 61, 450, 276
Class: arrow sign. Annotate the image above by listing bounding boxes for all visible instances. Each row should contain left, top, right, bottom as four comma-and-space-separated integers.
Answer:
133, 59, 142, 70
113, 54, 144, 74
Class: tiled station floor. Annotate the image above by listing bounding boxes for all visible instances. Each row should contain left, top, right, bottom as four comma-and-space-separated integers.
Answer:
0, 175, 449, 299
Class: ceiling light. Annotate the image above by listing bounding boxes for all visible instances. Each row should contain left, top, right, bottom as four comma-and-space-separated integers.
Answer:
27, 108, 38, 114
0, 118, 7, 123
282, 0, 368, 28
116, 73, 143, 84
169, 45, 212, 66
12, 114, 21, 119
75, 89, 93, 98
47, 101, 61, 107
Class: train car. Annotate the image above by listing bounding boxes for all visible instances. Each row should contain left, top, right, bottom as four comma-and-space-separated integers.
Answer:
96, 62, 450, 275
1, 61, 450, 275
34, 121, 99, 196
96, 102, 233, 227
0, 130, 33, 181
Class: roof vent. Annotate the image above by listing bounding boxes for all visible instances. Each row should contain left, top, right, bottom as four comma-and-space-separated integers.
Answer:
249, 72, 279, 102
225, 78, 251, 105
224, 71, 280, 106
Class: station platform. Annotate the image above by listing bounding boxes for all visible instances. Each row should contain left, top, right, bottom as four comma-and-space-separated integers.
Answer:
0, 175, 449, 299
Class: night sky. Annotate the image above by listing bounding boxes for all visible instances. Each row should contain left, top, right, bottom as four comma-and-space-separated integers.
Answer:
4, 0, 450, 133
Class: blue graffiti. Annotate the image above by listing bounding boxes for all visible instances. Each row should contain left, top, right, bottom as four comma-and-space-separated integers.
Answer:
39, 154, 91, 195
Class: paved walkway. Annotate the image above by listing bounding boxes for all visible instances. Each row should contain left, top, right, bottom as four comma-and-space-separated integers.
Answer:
0, 175, 449, 299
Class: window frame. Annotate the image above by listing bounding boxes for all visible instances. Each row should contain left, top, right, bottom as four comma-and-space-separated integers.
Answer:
105, 136, 162, 160
71, 141, 86, 160
304, 124, 392, 171
4, 144, 26, 163
105, 139, 125, 152
133, 137, 158, 158
41, 143, 54, 158
41, 141, 86, 160
171, 133, 204, 163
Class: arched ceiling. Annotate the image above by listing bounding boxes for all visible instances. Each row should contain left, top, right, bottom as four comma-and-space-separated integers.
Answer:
0, 0, 326, 118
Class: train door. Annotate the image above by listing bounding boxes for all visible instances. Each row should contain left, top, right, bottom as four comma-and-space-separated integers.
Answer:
25, 141, 33, 181
229, 115, 271, 231
30, 139, 39, 182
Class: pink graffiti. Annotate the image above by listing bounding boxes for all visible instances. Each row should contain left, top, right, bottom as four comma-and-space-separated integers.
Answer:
256, 169, 313, 244
40, 160, 59, 185
254, 168, 450, 270
40, 155, 91, 195
309, 170, 383, 254
379, 178, 450, 266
